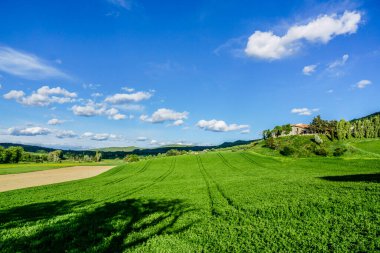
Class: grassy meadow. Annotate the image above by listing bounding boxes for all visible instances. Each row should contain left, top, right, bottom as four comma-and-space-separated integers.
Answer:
0, 140, 379, 252
0, 159, 123, 175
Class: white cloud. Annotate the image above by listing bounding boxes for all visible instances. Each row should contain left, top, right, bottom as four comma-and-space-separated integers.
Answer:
56, 130, 76, 139
71, 102, 126, 120
82, 83, 100, 90
3, 90, 25, 100
47, 118, 64, 125
72, 104, 103, 117
91, 92, 103, 97
240, 129, 251, 134
327, 89, 334, 93
196, 119, 250, 133
8, 126, 51, 136
291, 108, 319, 116
82, 132, 118, 141
0, 46, 68, 79
105, 91, 153, 104
3, 86, 77, 106
108, 0, 131, 9
115, 104, 144, 111
121, 87, 135, 92
150, 139, 158, 145
356, 79, 371, 89
140, 108, 188, 124
303, 64, 317, 75
137, 136, 147, 141
245, 11, 361, 60
328, 54, 349, 69
173, 119, 184, 126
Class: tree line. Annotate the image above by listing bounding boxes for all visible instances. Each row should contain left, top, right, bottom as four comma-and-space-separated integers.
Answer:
0, 146, 103, 164
310, 114, 380, 140
262, 113, 380, 141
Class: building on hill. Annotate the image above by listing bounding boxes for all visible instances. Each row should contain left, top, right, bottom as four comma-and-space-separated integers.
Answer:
290, 124, 310, 135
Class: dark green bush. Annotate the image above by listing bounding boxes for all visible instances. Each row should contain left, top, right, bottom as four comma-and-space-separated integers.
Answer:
315, 148, 328, 156
280, 146, 296, 156
333, 147, 347, 157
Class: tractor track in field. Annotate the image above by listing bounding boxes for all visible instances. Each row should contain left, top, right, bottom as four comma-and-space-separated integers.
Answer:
196, 155, 240, 215
100, 158, 177, 203
240, 152, 269, 169
217, 153, 248, 175
103, 160, 152, 186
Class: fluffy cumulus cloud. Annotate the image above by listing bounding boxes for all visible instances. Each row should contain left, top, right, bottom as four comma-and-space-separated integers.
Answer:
302, 64, 317, 75
47, 118, 64, 125
140, 108, 188, 124
3, 86, 77, 106
245, 11, 361, 60
291, 108, 319, 116
82, 132, 118, 141
55, 130, 77, 139
356, 80, 371, 89
196, 119, 250, 133
71, 101, 126, 120
8, 126, 51, 136
105, 91, 152, 104
0, 46, 68, 79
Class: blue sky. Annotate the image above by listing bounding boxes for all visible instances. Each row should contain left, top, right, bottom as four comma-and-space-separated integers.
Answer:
0, 0, 379, 149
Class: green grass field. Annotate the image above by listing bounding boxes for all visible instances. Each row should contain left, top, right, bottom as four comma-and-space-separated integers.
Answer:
0, 141, 379, 252
0, 159, 123, 175
350, 139, 380, 156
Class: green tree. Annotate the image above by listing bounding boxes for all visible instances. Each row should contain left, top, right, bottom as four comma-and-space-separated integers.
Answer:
282, 124, 292, 135
7, 146, 24, 163
273, 126, 283, 137
95, 151, 102, 162
48, 150, 63, 162
262, 129, 271, 140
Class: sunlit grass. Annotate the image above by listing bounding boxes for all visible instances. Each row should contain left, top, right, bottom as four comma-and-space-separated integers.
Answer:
0, 149, 379, 252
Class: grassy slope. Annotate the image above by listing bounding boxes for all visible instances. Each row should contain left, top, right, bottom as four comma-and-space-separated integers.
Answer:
0, 151, 379, 252
349, 139, 380, 156
0, 159, 123, 175
250, 135, 380, 158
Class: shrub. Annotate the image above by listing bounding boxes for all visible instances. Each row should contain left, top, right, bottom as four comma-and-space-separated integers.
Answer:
333, 147, 347, 157
265, 137, 277, 149
315, 147, 328, 156
280, 146, 296, 156
124, 154, 139, 162
166, 149, 181, 156
313, 134, 323, 145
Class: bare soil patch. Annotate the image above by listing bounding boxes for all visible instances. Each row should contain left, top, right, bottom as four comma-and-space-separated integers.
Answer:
0, 166, 114, 192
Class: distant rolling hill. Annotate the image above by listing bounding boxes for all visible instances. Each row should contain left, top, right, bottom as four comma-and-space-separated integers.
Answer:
90, 146, 139, 152
0, 139, 256, 158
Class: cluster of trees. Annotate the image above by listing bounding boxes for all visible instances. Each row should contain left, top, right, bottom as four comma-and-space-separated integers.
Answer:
262, 124, 292, 139
0, 146, 24, 163
310, 114, 380, 140
0, 146, 103, 164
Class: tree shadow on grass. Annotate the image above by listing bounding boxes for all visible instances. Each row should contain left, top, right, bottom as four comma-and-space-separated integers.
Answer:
0, 200, 91, 229
319, 173, 380, 183
0, 198, 196, 252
